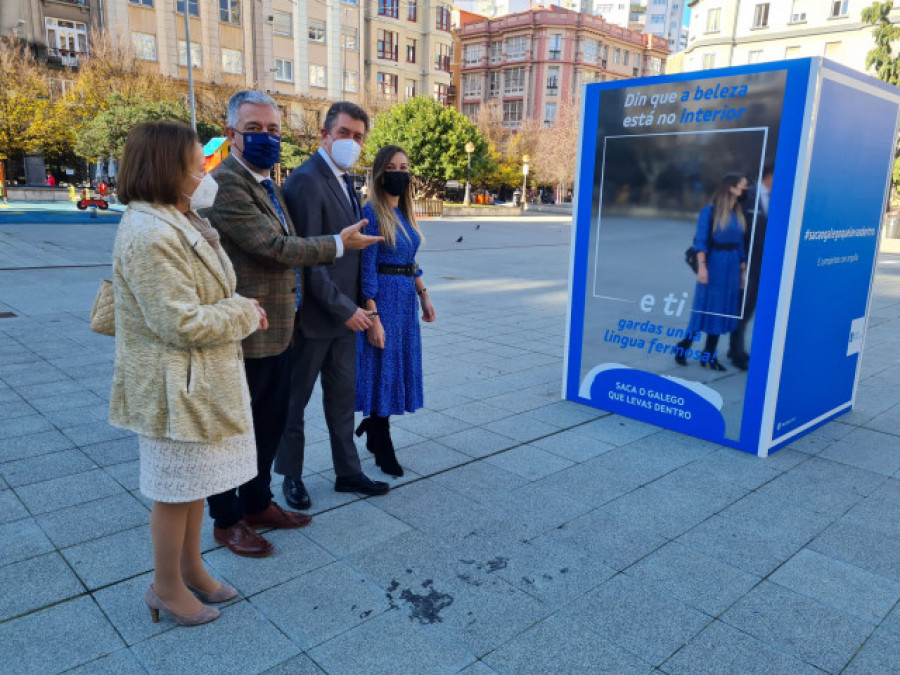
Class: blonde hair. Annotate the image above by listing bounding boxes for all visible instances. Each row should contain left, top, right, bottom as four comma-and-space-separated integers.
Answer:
368, 145, 424, 247
709, 173, 746, 232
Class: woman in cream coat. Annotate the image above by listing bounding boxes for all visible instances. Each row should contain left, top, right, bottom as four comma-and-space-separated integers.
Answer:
110, 121, 266, 626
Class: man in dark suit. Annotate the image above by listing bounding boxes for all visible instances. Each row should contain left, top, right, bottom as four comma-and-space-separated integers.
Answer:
729, 163, 773, 370
276, 101, 389, 509
203, 91, 380, 557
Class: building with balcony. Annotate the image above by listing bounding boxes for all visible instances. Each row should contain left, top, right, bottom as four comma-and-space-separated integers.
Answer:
620, 0, 688, 52
1, 0, 100, 71
457, 5, 668, 128
681, 0, 889, 74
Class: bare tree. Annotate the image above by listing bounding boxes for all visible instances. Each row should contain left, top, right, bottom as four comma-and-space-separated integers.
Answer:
535, 97, 579, 202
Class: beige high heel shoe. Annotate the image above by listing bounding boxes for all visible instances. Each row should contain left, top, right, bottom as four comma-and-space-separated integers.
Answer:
184, 580, 239, 603
144, 585, 220, 626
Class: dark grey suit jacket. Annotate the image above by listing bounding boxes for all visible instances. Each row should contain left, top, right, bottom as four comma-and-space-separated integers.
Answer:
283, 151, 361, 340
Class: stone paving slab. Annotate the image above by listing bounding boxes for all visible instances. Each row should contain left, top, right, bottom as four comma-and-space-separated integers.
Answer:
1, 212, 900, 673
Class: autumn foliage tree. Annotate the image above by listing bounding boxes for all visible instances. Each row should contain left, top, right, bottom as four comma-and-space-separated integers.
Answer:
0, 37, 75, 162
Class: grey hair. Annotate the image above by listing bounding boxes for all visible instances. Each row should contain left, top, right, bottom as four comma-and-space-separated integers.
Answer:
226, 91, 279, 128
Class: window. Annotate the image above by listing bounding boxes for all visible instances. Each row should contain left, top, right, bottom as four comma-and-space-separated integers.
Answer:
342, 28, 358, 50
378, 0, 399, 18
548, 34, 561, 60
462, 103, 479, 119
544, 102, 557, 126
408, 0, 417, 21
222, 48, 243, 73
342, 70, 358, 92
309, 64, 326, 87
790, 1, 806, 22
275, 58, 293, 82
405, 79, 417, 99
45, 17, 88, 64
824, 41, 843, 58
464, 44, 483, 66
488, 71, 500, 97
650, 14, 665, 24
747, 50, 763, 63
377, 29, 398, 60
377, 72, 398, 96
504, 67, 525, 95
706, 7, 720, 32
784, 46, 802, 59
273, 11, 292, 36
435, 43, 451, 71
613, 48, 621, 64
176, 0, 199, 16
130, 0, 153, 6
702, 53, 715, 69
623, 51, 630, 66
131, 32, 157, 61
436, 6, 451, 31
582, 39, 598, 64
830, 0, 848, 17
752, 3, 769, 28
219, 0, 240, 24
490, 40, 501, 64
407, 39, 417, 63
178, 40, 201, 68
546, 66, 559, 95
502, 100, 522, 127
462, 73, 482, 98
652, 0, 665, 4
434, 83, 449, 105
308, 20, 326, 43
506, 36, 527, 61
649, 56, 662, 74
342, 0, 357, 4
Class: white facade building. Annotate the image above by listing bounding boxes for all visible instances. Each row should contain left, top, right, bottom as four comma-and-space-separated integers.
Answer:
682, 0, 894, 74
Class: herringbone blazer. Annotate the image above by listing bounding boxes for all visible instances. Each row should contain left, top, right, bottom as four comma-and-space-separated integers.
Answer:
203, 154, 337, 359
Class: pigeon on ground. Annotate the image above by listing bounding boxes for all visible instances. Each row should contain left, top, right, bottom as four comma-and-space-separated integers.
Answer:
456, 236, 463, 243
475, 224, 480, 230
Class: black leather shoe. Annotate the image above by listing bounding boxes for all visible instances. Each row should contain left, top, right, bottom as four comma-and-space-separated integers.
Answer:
335, 473, 390, 495
282, 476, 311, 510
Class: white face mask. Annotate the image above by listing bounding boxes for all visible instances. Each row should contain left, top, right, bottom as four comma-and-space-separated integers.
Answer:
330, 138, 362, 170
188, 173, 219, 212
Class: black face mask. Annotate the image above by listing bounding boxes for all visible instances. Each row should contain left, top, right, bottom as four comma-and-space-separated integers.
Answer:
382, 171, 411, 198
736, 189, 749, 203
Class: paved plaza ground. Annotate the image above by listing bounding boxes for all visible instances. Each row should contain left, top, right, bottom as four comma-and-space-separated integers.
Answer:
0, 203, 899, 674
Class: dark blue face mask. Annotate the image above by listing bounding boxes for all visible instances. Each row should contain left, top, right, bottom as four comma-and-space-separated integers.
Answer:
237, 131, 281, 170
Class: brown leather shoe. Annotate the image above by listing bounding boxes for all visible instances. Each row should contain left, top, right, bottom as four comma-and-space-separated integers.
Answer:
244, 501, 312, 530
213, 520, 274, 558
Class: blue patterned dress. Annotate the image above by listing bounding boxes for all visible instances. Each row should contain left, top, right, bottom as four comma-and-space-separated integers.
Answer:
355, 204, 424, 416
687, 205, 746, 336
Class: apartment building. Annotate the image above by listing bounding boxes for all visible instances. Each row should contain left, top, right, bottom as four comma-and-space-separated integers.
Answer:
622, 0, 688, 51
1, 0, 100, 69
457, 5, 668, 128
682, 0, 888, 74
365, 0, 453, 104
2, 0, 455, 129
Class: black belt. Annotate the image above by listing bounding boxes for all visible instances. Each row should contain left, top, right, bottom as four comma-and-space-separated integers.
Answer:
378, 263, 419, 276
710, 243, 739, 251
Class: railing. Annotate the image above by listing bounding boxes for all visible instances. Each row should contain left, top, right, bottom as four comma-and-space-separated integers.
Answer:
413, 199, 443, 218
46, 48, 82, 67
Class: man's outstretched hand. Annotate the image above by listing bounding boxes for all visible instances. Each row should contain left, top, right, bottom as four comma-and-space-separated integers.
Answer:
340, 219, 383, 250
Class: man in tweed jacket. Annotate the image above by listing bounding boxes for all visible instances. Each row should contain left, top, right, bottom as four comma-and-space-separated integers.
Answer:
202, 91, 380, 558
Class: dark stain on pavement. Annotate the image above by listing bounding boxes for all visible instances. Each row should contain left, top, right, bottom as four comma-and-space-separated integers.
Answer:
399, 579, 454, 625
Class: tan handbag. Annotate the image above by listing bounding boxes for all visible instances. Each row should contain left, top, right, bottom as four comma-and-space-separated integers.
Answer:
90, 279, 115, 336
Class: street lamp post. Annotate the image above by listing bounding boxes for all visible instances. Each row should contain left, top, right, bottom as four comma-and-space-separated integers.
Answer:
522, 154, 530, 212
463, 141, 474, 206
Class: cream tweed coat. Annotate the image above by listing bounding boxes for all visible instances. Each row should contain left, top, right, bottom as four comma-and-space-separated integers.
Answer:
109, 202, 259, 442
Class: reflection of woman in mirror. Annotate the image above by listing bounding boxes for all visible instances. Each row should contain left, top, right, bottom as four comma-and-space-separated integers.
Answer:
675, 173, 748, 371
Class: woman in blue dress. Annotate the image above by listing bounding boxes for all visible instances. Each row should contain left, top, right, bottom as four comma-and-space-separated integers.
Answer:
355, 145, 436, 476
675, 173, 748, 371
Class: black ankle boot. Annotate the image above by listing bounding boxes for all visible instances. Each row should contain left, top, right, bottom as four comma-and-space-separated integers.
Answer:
356, 417, 404, 477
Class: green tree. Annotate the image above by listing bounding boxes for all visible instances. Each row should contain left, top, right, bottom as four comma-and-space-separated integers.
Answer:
863, 2, 900, 203
363, 96, 489, 198
74, 94, 188, 161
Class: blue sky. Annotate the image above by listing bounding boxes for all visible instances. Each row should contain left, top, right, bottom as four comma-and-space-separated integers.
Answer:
684, 4, 691, 26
